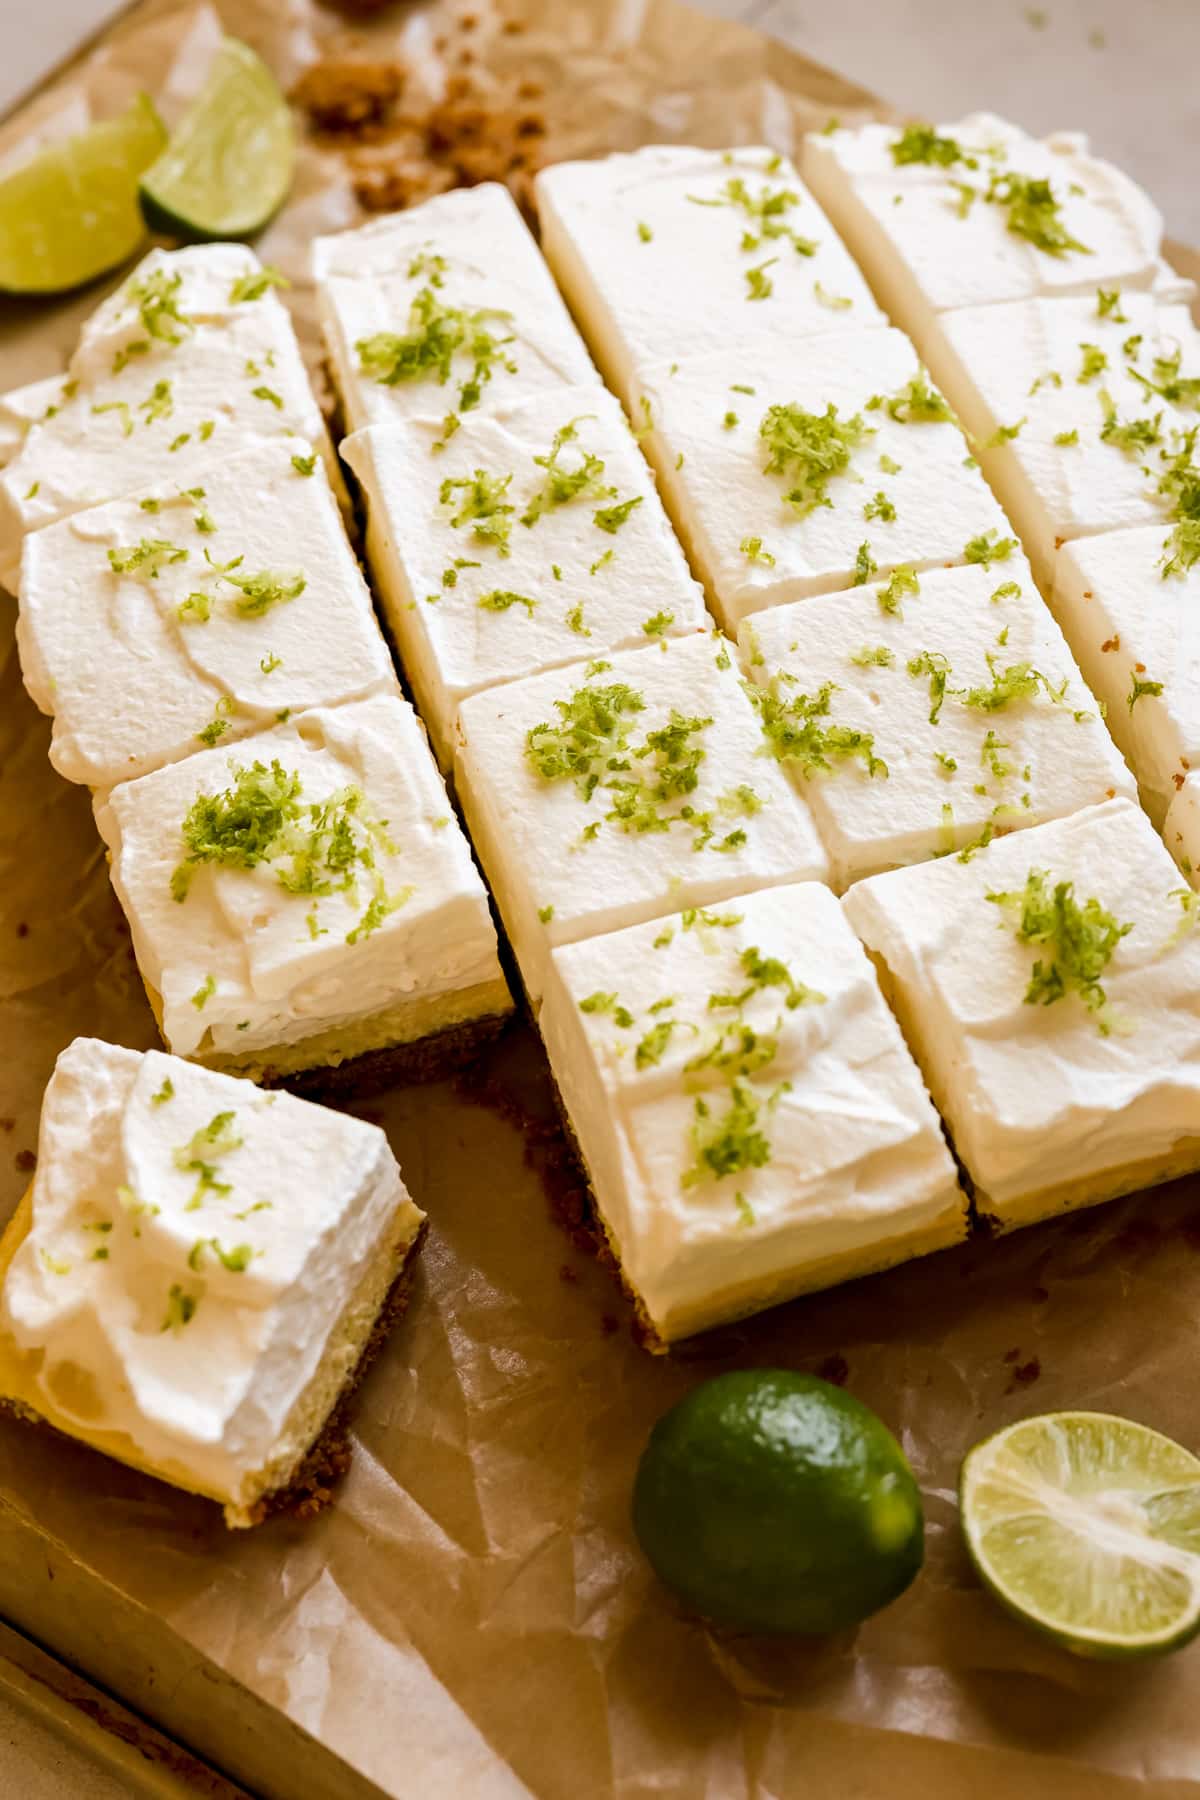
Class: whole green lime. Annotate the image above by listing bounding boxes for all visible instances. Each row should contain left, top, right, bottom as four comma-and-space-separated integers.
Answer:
632, 1369, 924, 1634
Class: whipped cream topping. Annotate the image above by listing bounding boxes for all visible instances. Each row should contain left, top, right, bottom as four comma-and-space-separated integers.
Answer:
631, 328, 1011, 631
802, 113, 1175, 328
453, 631, 830, 1005
0, 246, 332, 589
312, 183, 599, 434
843, 798, 1200, 1214
1055, 527, 1200, 822
0, 376, 61, 472
342, 385, 708, 766
0, 1038, 423, 1504
95, 695, 506, 1059
17, 436, 397, 788
926, 291, 1200, 582
539, 882, 963, 1340
534, 146, 885, 409
740, 558, 1135, 887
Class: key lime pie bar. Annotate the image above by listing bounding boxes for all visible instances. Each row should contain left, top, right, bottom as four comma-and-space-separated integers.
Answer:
630, 330, 1014, 631
0, 1038, 426, 1527
454, 632, 829, 1006
1054, 527, 1200, 825
0, 246, 336, 589
801, 114, 1183, 363
17, 437, 396, 789
341, 386, 708, 768
534, 146, 885, 409
539, 882, 965, 1344
740, 558, 1134, 886
919, 292, 1200, 587
843, 797, 1200, 1229
94, 694, 511, 1088
312, 184, 600, 436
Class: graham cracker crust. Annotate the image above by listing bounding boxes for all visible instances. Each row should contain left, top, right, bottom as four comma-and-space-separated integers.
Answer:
240, 1008, 513, 1101
248, 1216, 430, 1527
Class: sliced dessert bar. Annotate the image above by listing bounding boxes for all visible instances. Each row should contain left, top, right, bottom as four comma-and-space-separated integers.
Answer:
341, 385, 708, 769
1054, 527, 1200, 824
740, 558, 1134, 886
534, 146, 884, 406
925, 291, 1200, 586
802, 114, 1181, 362
17, 437, 396, 789
0, 1037, 426, 1527
94, 694, 512, 1087
629, 330, 1013, 631
0, 246, 335, 588
539, 882, 965, 1345
453, 632, 830, 1006
312, 184, 600, 436
843, 798, 1200, 1229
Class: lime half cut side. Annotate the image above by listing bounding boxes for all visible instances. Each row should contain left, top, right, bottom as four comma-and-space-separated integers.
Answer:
960, 1411, 1200, 1659
139, 38, 294, 241
0, 94, 165, 295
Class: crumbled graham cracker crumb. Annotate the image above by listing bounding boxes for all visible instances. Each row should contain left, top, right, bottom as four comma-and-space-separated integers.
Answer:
292, 58, 405, 134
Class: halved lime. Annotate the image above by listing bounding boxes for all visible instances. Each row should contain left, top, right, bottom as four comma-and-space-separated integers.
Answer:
960, 1411, 1200, 1659
0, 95, 165, 295
139, 38, 294, 241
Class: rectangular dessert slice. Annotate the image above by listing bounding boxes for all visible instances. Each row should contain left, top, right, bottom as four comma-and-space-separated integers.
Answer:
0, 246, 336, 589
843, 797, 1200, 1229
311, 184, 600, 436
539, 883, 966, 1345
802, 114, 1179, 361
0, 1037, 426, 1527
453, 632, 830, 1006
534, 146, 885, 407
16, 436, 397, 789
739, 558, 1134, 887
1054, 527, 1200, 824
924, 291, 1200, 588
94, 694, 512, 1087
340, 386, 709, 769
630, 329, 1013, 632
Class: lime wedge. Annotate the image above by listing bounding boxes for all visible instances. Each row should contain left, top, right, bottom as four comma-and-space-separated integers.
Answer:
0, 95, 165, 295
139, 38, 294, 241
960, 1411, 1200, 1659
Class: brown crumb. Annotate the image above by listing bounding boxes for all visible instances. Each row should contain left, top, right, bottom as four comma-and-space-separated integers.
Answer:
292, 58, 405, 134
460, 10, 479, 26
816, 1353, 849, 1387
1002, 1347, 1020, 1364
1100, 634, 1120, 652
502, 16, 524, 31
517, 80, 543, 99
1009, 1357, 1040, 1388
15, 1150, 36, 1173
350, 155, 456, 213
1054, 535, 1065, 549
1175, 773, 1187, 791
316, 0, 400, 15
0, 1119, 12, 1133
15, 922, 28, 939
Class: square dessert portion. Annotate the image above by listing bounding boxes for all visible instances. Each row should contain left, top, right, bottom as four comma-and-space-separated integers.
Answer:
802, 113, 1179, 360
341, 385, 708, 769
94, 694, 512, 1088
1054, 527, 1200, 824
926, 291, 1200, 587
843, 797, 1200, 1230
0, 245, 336, 589
534, 145, 884, 406
16, 437, 397, 790
454, 632, 830, 1006
539, 882, 965, 1345
739, 558, 1134, 887
0, 1038, 426, 1528
629, 329, 1012, 632
312, 184, 600, 436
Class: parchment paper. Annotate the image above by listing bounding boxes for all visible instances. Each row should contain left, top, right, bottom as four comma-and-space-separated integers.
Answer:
2, 4, 1200, 1795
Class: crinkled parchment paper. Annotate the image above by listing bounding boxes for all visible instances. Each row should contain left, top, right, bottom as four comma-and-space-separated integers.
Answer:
2, 4, 1200, 1796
